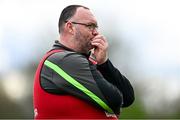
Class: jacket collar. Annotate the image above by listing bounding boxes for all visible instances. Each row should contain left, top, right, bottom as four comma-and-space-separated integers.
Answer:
53, 40, 74, 52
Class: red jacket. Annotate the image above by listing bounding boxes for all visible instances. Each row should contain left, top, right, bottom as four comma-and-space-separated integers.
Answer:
33, 41, 134, 119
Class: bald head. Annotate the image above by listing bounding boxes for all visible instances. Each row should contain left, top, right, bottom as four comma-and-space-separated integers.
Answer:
58, 5, 89, 33
70, 7, 97, 24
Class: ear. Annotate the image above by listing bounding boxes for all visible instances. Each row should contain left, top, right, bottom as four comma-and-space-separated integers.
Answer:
65, 22, 74, 34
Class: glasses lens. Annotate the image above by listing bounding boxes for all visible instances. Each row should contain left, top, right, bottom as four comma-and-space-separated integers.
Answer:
88, 24, 98, 30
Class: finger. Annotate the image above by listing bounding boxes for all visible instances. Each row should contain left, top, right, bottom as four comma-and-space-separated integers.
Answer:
91, 42, 104, 49
93, 35, 106, 42
91, 39, 105, 47
91, 40, 108, 50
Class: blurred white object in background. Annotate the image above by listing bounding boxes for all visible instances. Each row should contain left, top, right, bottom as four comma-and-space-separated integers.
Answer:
1, 70, 28, 102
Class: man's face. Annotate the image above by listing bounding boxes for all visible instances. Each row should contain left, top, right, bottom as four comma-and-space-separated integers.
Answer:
71, 7, 98, 53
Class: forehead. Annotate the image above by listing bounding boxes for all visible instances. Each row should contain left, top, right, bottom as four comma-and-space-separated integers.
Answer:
72, 7, 97, 23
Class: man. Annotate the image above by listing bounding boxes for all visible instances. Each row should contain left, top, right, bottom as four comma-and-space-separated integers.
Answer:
33, 5, 134, 119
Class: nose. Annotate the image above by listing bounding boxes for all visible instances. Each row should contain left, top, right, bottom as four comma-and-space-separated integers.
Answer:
92, 28, 99, 36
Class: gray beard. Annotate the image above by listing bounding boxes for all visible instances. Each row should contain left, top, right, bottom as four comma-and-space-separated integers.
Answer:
74, 32, 92, 53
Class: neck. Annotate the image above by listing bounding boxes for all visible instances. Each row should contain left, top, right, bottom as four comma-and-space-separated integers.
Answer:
59, 35, 80, 52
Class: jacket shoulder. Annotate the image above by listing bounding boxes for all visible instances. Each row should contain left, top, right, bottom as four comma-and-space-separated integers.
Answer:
47, 50, 89, 71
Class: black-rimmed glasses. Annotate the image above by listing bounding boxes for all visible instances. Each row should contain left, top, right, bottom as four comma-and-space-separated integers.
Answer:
65, 21, 98, 31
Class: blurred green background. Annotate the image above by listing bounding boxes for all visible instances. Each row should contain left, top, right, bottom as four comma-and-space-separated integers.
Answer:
0, 0, 180, 119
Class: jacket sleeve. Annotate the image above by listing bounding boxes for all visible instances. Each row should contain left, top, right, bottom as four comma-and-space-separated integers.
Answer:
97, 59, 135, 107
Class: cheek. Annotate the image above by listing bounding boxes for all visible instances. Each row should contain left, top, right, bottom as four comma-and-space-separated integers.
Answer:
82, 33, 91, 42
78, 29, 93, 42
87, 31, 94, 40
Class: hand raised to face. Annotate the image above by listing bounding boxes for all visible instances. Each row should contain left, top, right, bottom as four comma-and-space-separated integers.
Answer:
91, 34, 108, 65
